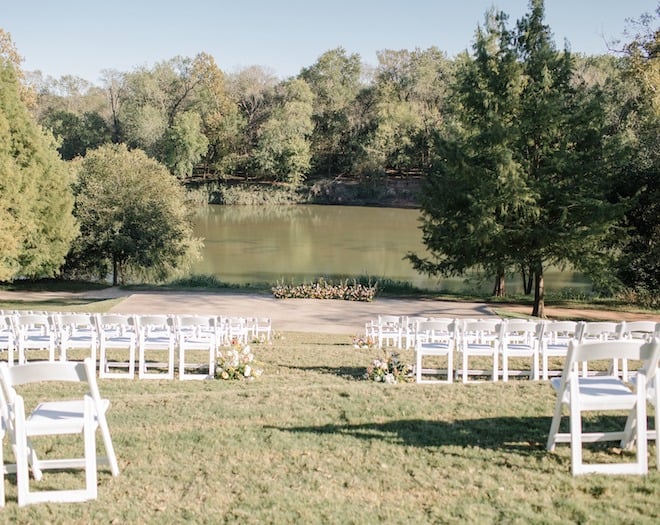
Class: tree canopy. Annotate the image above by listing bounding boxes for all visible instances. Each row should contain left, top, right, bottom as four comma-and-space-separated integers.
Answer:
66, 144, 200, 285
408, 0, 623, 316
0, 54, 77, 281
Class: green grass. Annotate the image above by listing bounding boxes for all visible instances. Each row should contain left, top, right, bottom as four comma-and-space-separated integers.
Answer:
2, 333, 658, 524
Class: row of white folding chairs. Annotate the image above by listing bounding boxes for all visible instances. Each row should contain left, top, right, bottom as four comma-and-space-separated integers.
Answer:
0, 311, 272, 381
404, 317, 659, 384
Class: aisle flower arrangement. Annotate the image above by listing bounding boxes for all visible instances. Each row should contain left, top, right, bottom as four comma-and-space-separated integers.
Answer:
216, 344, 264, 380
352, 335, 375, 349
364, 351, 413, 383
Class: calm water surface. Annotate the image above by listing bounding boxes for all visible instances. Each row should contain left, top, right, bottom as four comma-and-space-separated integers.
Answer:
191, 205, 590, 293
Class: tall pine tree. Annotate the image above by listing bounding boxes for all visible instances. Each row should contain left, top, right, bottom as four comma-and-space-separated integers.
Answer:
409, 0, 621, 317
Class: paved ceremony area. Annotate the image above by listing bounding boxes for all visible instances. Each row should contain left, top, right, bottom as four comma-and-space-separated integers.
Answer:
105, 290, 494, 335
0, 288, 494, 335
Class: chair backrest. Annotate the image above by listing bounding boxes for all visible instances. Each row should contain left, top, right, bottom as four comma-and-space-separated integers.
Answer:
174, 315, 217, 340
14, 313, 54, 334
618, 320, 659, 340
502, 319, 541, 341
560, 338, 660, 390
578, 321, 619, 342
56, 313, 95, 330
460, 319, 502, 341
0, 358, 102, 416
416, 320, 456, 345
543, 320, 579, 342
135, 315, 172, 337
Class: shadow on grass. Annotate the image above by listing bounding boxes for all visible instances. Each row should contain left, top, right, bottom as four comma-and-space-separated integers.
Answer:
266, 416, 551, 454
285, 365, 366, 379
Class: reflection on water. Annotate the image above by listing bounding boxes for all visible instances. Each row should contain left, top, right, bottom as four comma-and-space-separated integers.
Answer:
191, 205, 591, 293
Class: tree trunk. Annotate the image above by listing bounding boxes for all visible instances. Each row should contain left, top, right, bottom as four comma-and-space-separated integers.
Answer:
532, 265, 545, 318
112, 257, 118, 286
521, 264, 533, 295
492, 269, 506, 297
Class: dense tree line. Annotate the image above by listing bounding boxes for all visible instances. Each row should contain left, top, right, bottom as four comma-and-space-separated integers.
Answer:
0, 0, 657, 308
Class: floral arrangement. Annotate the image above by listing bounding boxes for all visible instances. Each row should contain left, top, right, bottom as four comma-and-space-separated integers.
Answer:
216, 344, 264, 380
363, 351, 413, 383
352, 335, 375, 349
272, 277, 378, 302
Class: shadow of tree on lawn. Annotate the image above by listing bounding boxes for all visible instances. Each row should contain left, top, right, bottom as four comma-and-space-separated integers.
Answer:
266, 416, 551, 455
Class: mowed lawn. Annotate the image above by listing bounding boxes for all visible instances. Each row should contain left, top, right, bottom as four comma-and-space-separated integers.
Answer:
1, 331, 658, 524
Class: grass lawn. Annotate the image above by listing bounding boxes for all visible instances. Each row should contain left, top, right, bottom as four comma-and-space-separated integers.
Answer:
2, 332, 658, 524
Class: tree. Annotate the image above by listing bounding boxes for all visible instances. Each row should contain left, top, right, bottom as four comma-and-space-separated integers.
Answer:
40, 109, 112, 159
407, 11, 530, 297
118, 54, 226, 178
408, 0, 622, 317
301, 47, 362, 175
373, 47, 452, 174
159, 110, 209, 178
607, 8, 659, 304
66, 144, 201, 285
253, 78, 314, 186
0, 53, 77, 281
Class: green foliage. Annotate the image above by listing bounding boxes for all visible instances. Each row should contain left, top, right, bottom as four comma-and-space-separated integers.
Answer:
160, 111, 209, 178
409, 1, 623, 316
0, 59, 77, 281
65, 143, 201, 284
41, 109, 112, 160
253, 78, 314, 186
605, 8, 660, 297
301, 47, 363, 175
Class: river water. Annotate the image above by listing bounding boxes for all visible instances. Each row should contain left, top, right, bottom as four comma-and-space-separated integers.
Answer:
191, 204, 591, 293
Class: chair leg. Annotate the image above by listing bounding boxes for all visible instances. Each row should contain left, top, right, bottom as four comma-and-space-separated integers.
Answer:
83, 396, 98, 499
546, 398, 564, 451
569, 402, 583, 475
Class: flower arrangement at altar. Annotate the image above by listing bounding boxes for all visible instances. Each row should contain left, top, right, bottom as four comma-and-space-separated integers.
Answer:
271, 277, 378, 302
216, 344, 264, 380
363, 351, 413, 383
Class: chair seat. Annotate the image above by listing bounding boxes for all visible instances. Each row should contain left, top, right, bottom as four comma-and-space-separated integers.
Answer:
551, 376, 637, 411
417, 343, 451, 355
26, 399, 110, 436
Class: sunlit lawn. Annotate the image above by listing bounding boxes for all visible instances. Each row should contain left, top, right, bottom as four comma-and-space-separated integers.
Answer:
2, 332, 658, 524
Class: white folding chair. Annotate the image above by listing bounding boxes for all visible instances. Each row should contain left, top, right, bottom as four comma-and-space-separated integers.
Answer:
457, 319, 503, 383
13, 313, 57, 364
403, 316, 428, 349
546, 338, 660, 475
55, 313, 98, 363
540, 320, 580, 381
96, 314, 137, 379
415, 319, 456, 384
0, 315, 16, 366
375, 315, 403, 349
174, 315, 217, 380
225, 317, 249, 346
137, 315, 175, 379
500, 319, 541, 381
617, 321, 659, 382
251, 317, 272, 342
578, 321, 620, 377
0, 358, 119, 506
